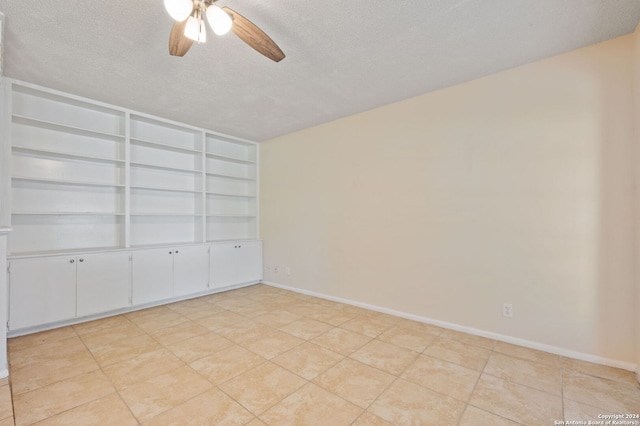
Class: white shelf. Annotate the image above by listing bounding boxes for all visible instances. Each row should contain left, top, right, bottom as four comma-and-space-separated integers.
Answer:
130, 184, 202, 194
12, 114, 125, 142
130, 212, 203, 217
12, 211, 125, 216
130, 160, 202, 174
205, 152, 255, 164
12, 175, 125, 188
205, 171, 255, 181
131, 137, 201, 155
12, 145, 124, 165
206, 191, 256, 198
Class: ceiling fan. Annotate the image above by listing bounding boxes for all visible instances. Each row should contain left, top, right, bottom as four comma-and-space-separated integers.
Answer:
164, 0, 285, 62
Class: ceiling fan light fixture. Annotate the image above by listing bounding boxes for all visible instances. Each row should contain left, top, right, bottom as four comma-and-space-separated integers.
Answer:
184, 10, 207, 43
206, 5, 233, 36
164, 0, 193, 22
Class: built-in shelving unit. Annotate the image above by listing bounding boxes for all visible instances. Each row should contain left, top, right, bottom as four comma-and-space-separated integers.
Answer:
3, 79, 259, 256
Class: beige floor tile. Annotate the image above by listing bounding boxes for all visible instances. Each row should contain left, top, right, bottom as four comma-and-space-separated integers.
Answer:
167, 302, 226, 321
10, 336, 99, 395
313, 358, 395, 408
190, 345, 265, 385
307, 308, 357, 326
241, 330, 304, 359
211, 295, 258, 310
88, 333, 164, 367
282, 301, 326, 317
8, 327, 77, 352
119, 365, 212, 423
0, 418, 13, 426
352, 411, 394, 425
563, 399, 620, 423
72, 315, 133, 335
143, 388, 254, 426
149, 321, 210, 346
79, 322, 146, 349
350, 339, 419, 376
469, 373, 562, 425
32, 393, 137, 426
218, 362, 306, 415
272, 342, 344, 380
339, 316, 395, 338
102, 348, 185, 390
128, 310, 189, 333
439, 329, 496, 350
394, 318, 446, 336
424, 337, 492, 371
562, 357, 638, 385
195, 309, 246, 330
484, 352, 561, 395
369, 378, 465, 426
311, 327, 372, 356
459, 405, 521, 426
253, 310, 301, 328
215, 319, 273, 344
493, 341, 560, 367
13, 370, 115, 426
163, 331, 233, 363
279, 317, 334, 340
260, 382, 362, 426
0, 385, 13, 421
245, 418, 267, 426
0, 378, 6, 387
377, 324, 437, 352
225, 301, 275, 318
563, 369, 640, 413
401, 354, 480, 401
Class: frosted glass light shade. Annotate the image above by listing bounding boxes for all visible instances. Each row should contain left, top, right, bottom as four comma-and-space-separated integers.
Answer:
184, 15, 207, 42
164, 0, 193, 21
206, 5, 232, 35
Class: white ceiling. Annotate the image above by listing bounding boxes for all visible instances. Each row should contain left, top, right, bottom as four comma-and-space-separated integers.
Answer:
1, 1, 639, 141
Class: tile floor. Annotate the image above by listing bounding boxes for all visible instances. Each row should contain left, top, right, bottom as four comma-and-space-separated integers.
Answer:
5, 284, 640, 425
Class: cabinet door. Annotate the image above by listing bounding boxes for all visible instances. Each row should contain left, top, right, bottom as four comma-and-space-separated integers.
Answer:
76, 252, 131, 317
173, 245, 210, 296
132, 248, 174, 305
235, 241, 263, 284
210, 243, 238, 289
9, 256, 77, 330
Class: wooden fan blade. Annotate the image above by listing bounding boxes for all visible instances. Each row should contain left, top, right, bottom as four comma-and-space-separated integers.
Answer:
222, 7, 285, 62
169, 20, 194, 57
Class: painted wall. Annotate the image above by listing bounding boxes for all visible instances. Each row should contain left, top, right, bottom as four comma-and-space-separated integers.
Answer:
260, 34, 637, 367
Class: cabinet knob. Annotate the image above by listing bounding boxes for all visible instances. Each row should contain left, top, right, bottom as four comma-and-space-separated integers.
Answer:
175, 250, 179, 254
169, 251, 173, 255
69, 259, 75, 264
79, 258, 84, 262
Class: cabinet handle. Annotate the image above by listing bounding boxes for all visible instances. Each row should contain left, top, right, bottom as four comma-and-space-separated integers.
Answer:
69, 259, 75, 264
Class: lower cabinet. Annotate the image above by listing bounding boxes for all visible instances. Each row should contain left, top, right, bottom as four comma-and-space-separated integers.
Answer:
210, 241, 263, 289
9, 252, 131, 330
8, 241, 262, 333
132, 245, 210, 305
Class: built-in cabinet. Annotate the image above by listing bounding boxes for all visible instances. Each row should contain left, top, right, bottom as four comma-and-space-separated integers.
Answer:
211, 241, 263, 289
2, 79, 263, 334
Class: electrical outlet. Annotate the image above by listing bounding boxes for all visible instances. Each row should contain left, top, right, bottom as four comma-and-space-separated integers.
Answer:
286, 267, 291, 276
274, 265, 278, 274
502, 303, 513, 318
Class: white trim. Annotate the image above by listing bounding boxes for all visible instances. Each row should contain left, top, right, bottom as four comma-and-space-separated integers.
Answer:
0, 369, 7, 379
263, 280, 639, 373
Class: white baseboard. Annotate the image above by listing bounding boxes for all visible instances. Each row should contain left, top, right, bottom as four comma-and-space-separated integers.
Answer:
0, 369, 7, 379
263, 280, 639, 374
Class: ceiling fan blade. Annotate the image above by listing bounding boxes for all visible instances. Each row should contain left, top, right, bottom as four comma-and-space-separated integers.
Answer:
222, 7, 285, 62
169, 20, 194, 57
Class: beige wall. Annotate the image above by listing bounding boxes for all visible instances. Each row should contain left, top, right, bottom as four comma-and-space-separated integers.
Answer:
260, 35, 637, 366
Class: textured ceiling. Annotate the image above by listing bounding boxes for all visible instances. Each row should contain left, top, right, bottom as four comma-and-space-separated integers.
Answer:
1, 0, 639, 141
